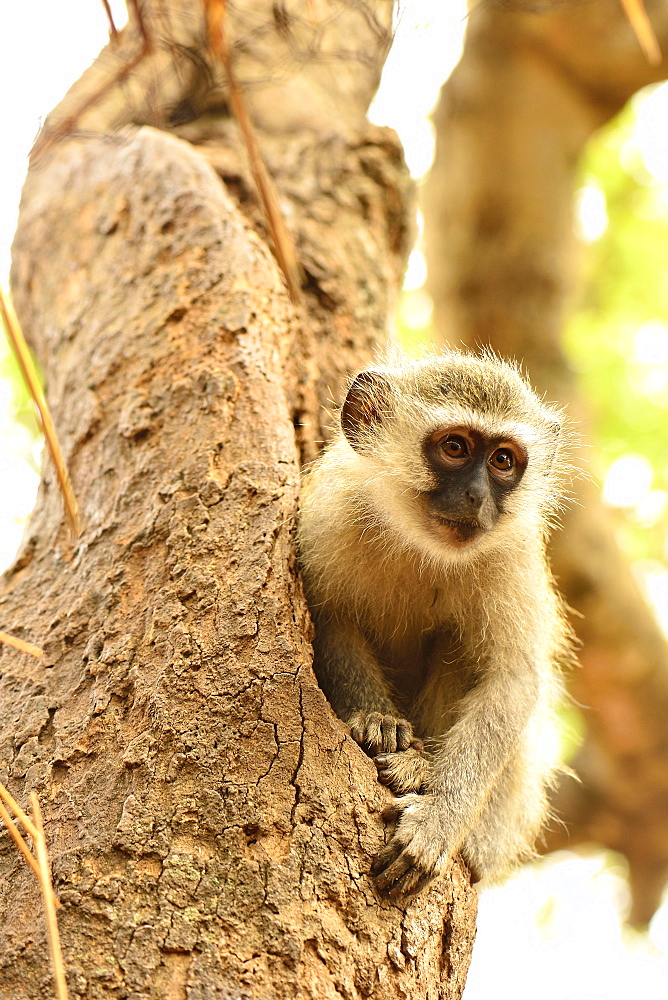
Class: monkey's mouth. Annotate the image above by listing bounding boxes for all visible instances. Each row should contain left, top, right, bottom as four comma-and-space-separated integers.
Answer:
431, 516, 483, 544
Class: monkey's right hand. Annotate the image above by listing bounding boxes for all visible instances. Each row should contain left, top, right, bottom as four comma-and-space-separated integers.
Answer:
372, 793, 455, 895
348, 710, 417, 756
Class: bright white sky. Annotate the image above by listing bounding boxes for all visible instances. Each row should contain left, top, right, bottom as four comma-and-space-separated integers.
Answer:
1, 2, 667, 997
0, 1, 128, 568
0, 0, 466, 568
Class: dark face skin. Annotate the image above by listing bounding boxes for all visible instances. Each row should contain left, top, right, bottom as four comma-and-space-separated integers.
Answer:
421, 426, 527, 546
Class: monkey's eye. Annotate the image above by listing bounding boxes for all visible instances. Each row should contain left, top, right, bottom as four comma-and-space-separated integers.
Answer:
489, 448, 514, 472
440, 436, 469, 460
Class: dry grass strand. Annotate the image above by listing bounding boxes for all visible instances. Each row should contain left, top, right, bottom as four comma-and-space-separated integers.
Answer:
619, 0, 662, 64
31, 793, 69, 1000
0, 287, 81, 537
0, 798, 43, 882
30, 0, 152, 162
0, 781, 59, 908
203, 0, 303, 304
101, 0, 121, 42
0, 629, 43, 658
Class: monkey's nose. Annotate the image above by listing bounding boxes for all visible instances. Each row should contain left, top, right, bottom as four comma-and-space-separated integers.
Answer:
465, 489, 484, 510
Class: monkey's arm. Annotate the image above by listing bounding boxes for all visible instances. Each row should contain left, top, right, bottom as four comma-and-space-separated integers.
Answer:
374, 638, 551, 893
312, 617, 417, 755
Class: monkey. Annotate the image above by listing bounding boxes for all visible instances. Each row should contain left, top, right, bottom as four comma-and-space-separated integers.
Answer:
297, 349, 573, 894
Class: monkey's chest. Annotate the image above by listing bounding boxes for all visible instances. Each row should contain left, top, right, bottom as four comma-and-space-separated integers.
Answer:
373, 624, 469, 716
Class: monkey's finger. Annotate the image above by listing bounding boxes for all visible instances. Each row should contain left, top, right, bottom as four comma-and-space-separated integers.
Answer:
396, 720, 414, 752
379, 716, 396, 753
410, 869, 435, 895
409, 738, 425, 753
350, 711, 385, 754
350, 721, 365, 745
374, 760, 393, 786
370, 841, 401, 876
380, 801, 401, 822
371, 835, 409, 875
387, 863, 433, 897
373, 848, 414, 892
414, 870, 437, 895
363, 712, 384, 752
374, 756, 398, 783
374, 752, 427, 794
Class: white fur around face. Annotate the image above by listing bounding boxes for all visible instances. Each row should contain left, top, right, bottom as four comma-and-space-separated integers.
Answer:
336, 402, 558, 572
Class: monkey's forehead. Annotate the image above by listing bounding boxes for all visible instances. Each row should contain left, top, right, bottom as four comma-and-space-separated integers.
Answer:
379, 353, 546, 415
407, 403, 548, 448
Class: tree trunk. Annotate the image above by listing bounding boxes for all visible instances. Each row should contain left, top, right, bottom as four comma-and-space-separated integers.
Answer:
0, 2, 478, 997
424, 0, 668, 923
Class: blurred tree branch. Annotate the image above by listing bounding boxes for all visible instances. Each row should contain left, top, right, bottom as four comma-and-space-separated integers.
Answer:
424, 0, 668, 923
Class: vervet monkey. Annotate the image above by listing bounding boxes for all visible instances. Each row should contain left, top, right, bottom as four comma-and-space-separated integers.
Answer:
298, 350, 572, 893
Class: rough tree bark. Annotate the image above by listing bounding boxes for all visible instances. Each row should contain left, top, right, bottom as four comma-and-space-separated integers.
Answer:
0, 2, 476, 997
424, 0, 668, 922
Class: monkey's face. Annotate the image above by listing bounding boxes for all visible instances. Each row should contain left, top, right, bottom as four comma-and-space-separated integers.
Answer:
339, 353, 567, 568
420, 426, 527, 548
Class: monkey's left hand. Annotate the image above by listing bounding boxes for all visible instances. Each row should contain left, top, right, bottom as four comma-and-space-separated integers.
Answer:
374, 748, 432, 794
371, 793, 456, 894
348, 710, 416, 755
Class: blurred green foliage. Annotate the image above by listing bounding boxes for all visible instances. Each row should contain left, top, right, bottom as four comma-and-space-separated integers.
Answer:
557, 704, 587, 765
564, 94, 668, 564
0, 339, 41, 463
396, 90, 668, 572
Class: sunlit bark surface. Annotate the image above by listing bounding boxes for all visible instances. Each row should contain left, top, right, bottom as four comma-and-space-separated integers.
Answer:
0, 2, 476, 996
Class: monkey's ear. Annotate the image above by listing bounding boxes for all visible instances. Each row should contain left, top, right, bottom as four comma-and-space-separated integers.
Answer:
341, 370, 393, 452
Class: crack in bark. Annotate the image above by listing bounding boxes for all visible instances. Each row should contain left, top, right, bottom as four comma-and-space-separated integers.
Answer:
254, 722, 282, 785
289, 683, 307, 824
